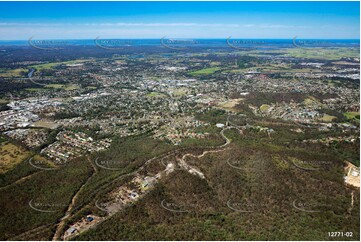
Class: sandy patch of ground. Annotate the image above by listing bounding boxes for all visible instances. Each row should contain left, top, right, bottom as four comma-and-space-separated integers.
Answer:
344, 161, 360, 188
31, 119, 59, 129
218, 98, 244, 111
0, 142, 30, 173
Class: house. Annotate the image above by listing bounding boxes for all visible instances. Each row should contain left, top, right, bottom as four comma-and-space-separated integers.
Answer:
129, 192, 139, 200
66, 227, 77, 234
86, 216, 94, 222
216, 123, 225, 128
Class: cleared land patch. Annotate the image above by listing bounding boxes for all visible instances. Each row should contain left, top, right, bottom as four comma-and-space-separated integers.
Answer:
188, 67, 221, 76
0, 142, 31, 173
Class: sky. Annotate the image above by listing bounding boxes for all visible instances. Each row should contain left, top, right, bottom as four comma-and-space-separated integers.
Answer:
0, 1, 359, 40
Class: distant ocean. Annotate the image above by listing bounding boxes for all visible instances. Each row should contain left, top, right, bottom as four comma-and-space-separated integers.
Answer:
0, 39, 359, 48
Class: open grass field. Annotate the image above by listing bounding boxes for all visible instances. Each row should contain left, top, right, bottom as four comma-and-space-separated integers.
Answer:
259, 104, 271, 112
31, 119, 59, 129
0, 141, 31, 173
217, 98, 244, 112
26, 84, 80, 92
344, 112, 360, 121
303, 97, 322, 106
188, 67, 221, 76
0, 59, 91, 78
172, 87, 189, 97
0, 99, 8, 104
320, 114, 337, 122
30, 59, 91, 71
45, 84, 80, 90
283, 47, 360, 60
0, 68, 27, 77
146, 92, 167, 98
225, 47, 359, 61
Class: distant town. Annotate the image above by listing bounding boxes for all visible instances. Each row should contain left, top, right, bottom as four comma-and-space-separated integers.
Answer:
0, 39, 359, 241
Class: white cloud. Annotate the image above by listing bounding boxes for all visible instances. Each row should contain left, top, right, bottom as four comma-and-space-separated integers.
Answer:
0, 22, 357, 39
0, 22, 305, 28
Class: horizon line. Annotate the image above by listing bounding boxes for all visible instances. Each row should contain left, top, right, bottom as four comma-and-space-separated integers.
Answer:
0, 38, 360, 41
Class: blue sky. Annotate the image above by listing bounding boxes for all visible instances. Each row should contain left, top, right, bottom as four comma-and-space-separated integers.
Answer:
0, 1, 359, 40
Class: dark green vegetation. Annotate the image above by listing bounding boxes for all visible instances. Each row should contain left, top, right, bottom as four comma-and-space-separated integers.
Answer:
0, 125, 226, 240
0, 158, 92, 240
75, 122, 359, 241
0, 44, 359, 241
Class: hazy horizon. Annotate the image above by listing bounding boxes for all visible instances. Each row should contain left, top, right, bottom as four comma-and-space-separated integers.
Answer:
0, 1, 359, 40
